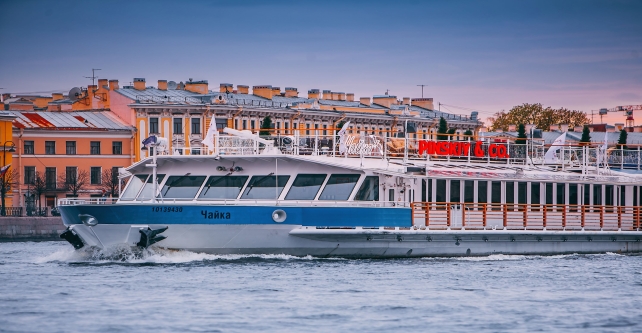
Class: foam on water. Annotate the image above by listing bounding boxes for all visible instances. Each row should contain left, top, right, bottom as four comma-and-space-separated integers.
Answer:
34, 245, 340, 264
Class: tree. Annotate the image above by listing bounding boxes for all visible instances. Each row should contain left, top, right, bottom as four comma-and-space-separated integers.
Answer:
618, 129, 628, 150
100, 168, 120, 198
437, 117, 448, 140
32, 171, 47, 210
580, 125, 591, 145
336, 121, 346, 132
487, 103, 590, 132
516, 124, 527, 144
0, 169, 18, 216
463, 129, 473, 138
259, 116, 273, 136
59, 169, 89, 197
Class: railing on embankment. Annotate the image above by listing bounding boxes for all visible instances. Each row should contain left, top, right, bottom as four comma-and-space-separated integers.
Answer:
411, 202, 642, 231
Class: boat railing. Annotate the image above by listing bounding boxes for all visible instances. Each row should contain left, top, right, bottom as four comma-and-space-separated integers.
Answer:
411, 202, 642, 231
59, 198, 409, 208
150, 131, 642, 170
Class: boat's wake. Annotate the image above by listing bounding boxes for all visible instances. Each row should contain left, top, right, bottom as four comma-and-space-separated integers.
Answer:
35, 245, 338, 264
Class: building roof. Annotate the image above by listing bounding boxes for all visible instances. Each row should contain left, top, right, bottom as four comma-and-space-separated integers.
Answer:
8, 110, 133, 131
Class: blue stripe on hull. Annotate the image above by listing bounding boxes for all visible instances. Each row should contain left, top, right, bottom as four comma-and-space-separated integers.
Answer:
59, 204, 411, 228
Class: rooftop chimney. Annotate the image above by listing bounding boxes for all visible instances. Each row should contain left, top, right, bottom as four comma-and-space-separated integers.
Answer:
98, 79, 108, 89
109, 80, 119, 90
574, 126, 583, 132
158, 80, 168, 91
508, 124, 516, 132
411, 98, 434, 110
285, 87, 298, 98
185, 80, 209, 94
52, 93, 63, 101
237, 85, 249, 94
337, 92, 345, 101
220, 83, 233, 93
272, 87, 281, 97
322, 90, 332, 100
346, 93, 354, 102
308, 89, 320, 99
560, 124, 569, 132
402, 97, 410, 105
360, 97, 371, 105
550, 124, 559, 131
133, 78, 146, 91
253, 85, 273, 100
373, 95, 397, 108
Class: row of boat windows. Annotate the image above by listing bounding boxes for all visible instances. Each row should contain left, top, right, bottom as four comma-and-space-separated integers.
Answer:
421, 179, 641, 206
121, 174, 380, 201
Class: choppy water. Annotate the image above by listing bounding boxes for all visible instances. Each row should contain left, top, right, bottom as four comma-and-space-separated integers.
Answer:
1, 242, 642, 332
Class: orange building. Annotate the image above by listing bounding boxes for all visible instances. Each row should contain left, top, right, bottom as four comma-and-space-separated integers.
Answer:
7, 111, 135, 209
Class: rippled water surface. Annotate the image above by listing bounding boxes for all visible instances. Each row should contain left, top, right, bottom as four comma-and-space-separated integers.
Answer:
1, 241, 642, 332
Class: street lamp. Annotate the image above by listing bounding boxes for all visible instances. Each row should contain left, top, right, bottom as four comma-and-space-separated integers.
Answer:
1, 141, 16, 216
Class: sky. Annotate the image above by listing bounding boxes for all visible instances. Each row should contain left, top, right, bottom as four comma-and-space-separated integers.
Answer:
0, 0, 641, 124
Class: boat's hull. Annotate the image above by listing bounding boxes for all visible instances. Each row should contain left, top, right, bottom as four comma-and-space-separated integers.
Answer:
65, 223, 642, 257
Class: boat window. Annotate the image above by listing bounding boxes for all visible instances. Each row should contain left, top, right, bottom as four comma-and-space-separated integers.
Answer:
318, 174, 360, 201
199, 176, 249, 199
450, 180, 460, 203
546, 183, 553, 205
505, 182, 514, 204
556, 183, 565, 205
355, 176, 379, 201
422, 179, 432, 202
120, 174, 148, 200
478, 181, 487, 204
531, 183, 540, 205
285, 174, 327, 200
241, 175, 290, 200
605, 185, 614, 206
569, 184, 578, 205
518, 182, 527, 204
137, 174, 166, 200
593, 184, 602, 205
436, 179, 446, 202
584, 184, 591, 206
158, 175, 206, 199
464, 180, 474, 203
491, 181, 501, 204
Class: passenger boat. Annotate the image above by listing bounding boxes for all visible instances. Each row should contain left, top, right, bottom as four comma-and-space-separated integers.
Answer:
58, 123, 642, 257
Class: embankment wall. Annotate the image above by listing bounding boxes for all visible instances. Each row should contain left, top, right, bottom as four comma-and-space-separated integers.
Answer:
0, 217, 65, 241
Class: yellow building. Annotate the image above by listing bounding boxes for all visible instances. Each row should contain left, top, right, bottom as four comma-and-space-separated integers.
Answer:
0, 111, 17, 210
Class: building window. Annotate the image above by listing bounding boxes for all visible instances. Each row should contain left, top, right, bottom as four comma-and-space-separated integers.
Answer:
242, 120, 247, 130
66, 141, 76, 155
251, 120, 256, 131
24, 141, 34, 154
173, 118, 183, 134
24, 166, 35, 184
191, 118, 201, 134
90, 167, 101, 185
65, 167, 77, 184
90, 141, 100, 155
112, 141, 122, 155
45, 167, 56, 189
45, 141, 55, 155
149, 117, 159, 134
306, 124, 310, 135
323, 124, 327, 136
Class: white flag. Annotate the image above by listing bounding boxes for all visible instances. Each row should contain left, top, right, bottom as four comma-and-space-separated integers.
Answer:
544, 132, 566, 163
202, 117, 218, 151
338, 121, 351, 153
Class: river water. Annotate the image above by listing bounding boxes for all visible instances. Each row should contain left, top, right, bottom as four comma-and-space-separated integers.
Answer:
1, 241, 641, 332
